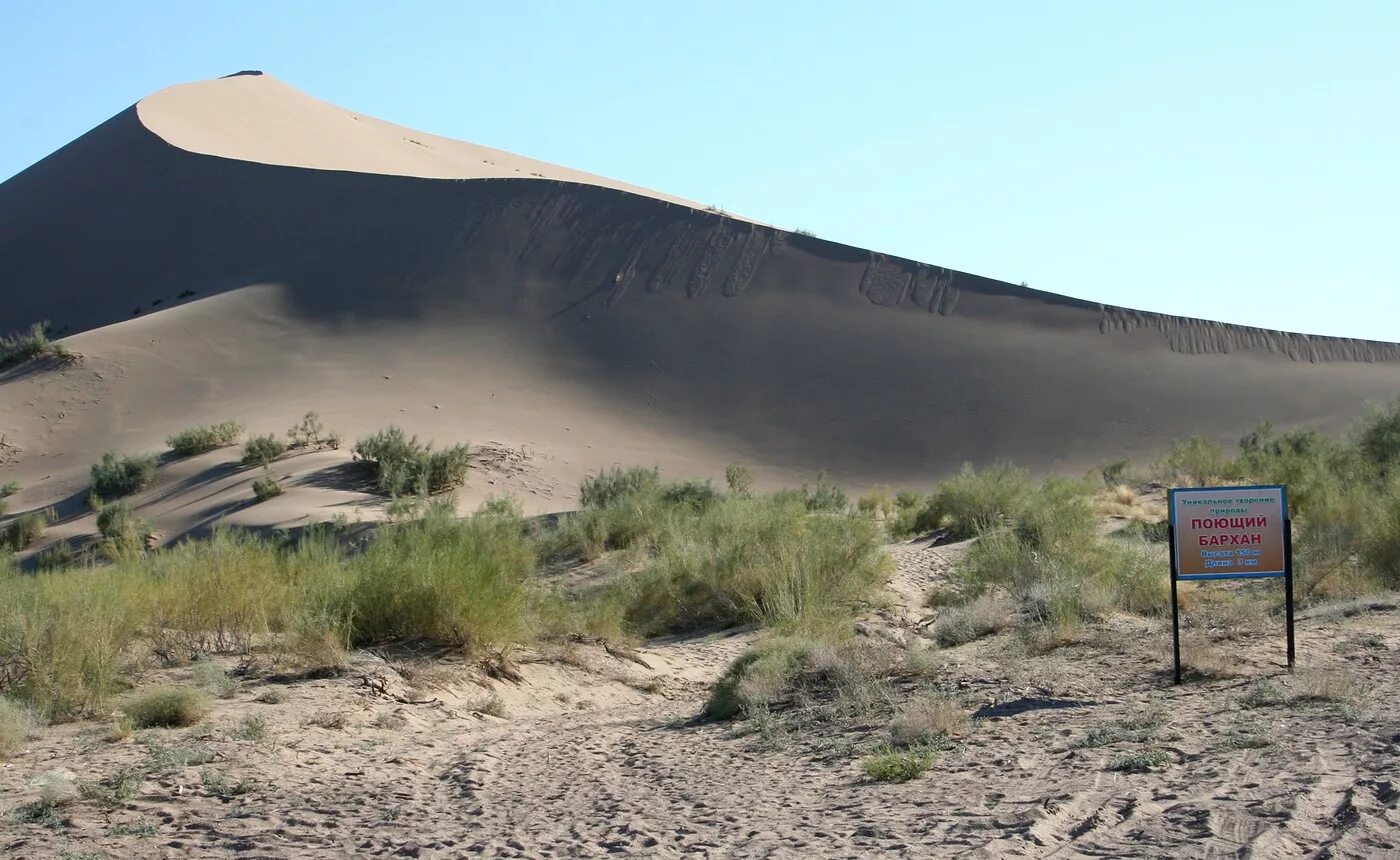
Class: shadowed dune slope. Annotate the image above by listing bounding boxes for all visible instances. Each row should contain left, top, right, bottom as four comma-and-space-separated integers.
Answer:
1, 73, 1397, 516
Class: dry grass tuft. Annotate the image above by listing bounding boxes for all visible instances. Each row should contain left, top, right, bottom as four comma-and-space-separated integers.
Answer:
123, 686, 211, 729
889, 695, 968, 747
0, 696, 36, 758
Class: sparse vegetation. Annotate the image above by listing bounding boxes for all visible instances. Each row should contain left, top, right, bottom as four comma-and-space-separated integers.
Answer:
622, 494, 888, 636
914, 463, 1032, 539
123, 686, 211, 728
96, 501, 148, 556
1, 509, 50, 551
353, 426, 469, 496
252, 476, 284, 502
242, 434, 288, 467
1071, 712, 1163, 749
0, 696, 35, 757
888, 695, 967, 747
580, 466, 659, 509
863, 744, 936, 782
233, 713, 270, 742
1108, 748, 1169, 773
0, 322, 69, 370
191, 659, 241, 699
724, 464, 753, 497
287, 411, 341, 450
34, 539, 78, 570
929, 594, 1012, 647
90, 451, 158, 499
167, 421, 244, 457
0, 480, 18, 517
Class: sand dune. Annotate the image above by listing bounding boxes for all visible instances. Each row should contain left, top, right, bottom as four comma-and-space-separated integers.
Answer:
1, 72, 1397, 540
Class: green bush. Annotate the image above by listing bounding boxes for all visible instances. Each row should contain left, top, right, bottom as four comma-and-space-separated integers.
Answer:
34, 540, 77, 571
346, 506, 534, 649
287, 412, 341, 451
1357, 397, 1400, 479
621, 494, 889, 636
352, 427, 469, 496
90, 452, 157, 499
241, 434, 288, 468
0, 696, 35, 757
0, 322, 69, 370
724, 464, 754, 497
1361, 489, 1400, 586
1155, 436, 1236, 487
800, 471, 847, 513
863, 744, 936, 782
2, 511, 50, 551
948, 476, 1168, 640
658, 479, 721, 513
914, 463, 1032, 539
579, 466, 659, 509
0, 568, 147, 719
96, 502, 147, 554
252, 477, 284, 502
166, 421, 244, 457
0, 481, 17, 517
122, 686, 211, 728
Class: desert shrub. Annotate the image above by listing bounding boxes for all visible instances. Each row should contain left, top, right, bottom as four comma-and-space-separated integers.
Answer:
929, 594, 1012, 647
96, 501, 148, 556
252, 477, 284, 502
580, 466, 659, 509
166, 421, 244, 457
1360, 490, 1400, 586
658, 479, 721, 513
886, 490, 927, 538
346, 505, 534, 649
1118, 519, 1169, 542
123, 686, 211, 728
191, 660, 240, 699
800, 471, 847, 513
1108, 748, 1169, 773
914, 463, 1032, 539
0, 696, 35, 757
0, 322, 68, 370
1100, 458, 1133, 486
538, 491, 681, 561
863, 744, 936, 782
352, 427, 469, 496
857, 486, 895, 519
34, 540, 77, 571
90, 452, 157, 499
241, 434, 288, 468
1356, 396, 1400, 479
0, 481, 17, 517
622, 494, 889, 636
704, 634, 890, 723
949, 476, 1168, 638
1, 511, 49, 551
142, 527, 323, 661
724, 464, 754, 497
889, 695, 967, 747
0, 569, 147, 720
287, 411, 340, 450
1155, 436, 1237, 487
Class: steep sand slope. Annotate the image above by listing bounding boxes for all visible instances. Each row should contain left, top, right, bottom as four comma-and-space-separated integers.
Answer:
1, 73, 1397, 537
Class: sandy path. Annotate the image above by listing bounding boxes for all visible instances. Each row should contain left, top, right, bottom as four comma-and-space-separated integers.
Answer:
3, 544, 1399, 858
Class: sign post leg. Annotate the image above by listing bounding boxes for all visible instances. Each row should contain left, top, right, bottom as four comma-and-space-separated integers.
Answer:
1284, 518, 1295, 671
1168, 523, 1181, 685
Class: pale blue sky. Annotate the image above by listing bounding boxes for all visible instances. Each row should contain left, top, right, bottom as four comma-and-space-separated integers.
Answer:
3, 1, 1396, 341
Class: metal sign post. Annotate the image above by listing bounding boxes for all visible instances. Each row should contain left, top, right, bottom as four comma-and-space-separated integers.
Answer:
1168, 485, 1292, 685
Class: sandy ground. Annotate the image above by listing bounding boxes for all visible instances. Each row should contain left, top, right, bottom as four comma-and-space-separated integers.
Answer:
2, 537, 1397, 859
